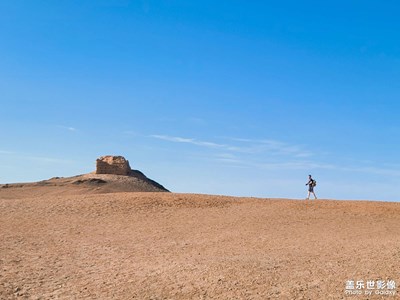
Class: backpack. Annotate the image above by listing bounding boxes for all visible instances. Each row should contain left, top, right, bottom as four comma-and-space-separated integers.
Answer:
312, 180, 317, 187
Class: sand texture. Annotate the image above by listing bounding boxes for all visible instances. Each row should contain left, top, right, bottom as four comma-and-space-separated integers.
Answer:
1, 188, 399, 299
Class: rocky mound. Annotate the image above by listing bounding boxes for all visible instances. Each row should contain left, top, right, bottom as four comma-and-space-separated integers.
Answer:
0, 156, 169, 198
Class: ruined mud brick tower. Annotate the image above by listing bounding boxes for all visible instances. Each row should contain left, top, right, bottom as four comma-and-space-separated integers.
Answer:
95, 156, 132, 176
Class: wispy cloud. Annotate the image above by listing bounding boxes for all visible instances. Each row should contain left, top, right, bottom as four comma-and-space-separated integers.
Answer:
150, 134, 400, 178
0, 151, 73, 164
214, 156, 400, 177
151, 134, 313, 158
339, 165, 400, 177
213, 155, 336, 171
150, 135, 226, 149
58, 125, 77, 132
214, 153, 246, 164
23, 155, 73, 164
222, 137, 313, 157
0, 150, 16, 154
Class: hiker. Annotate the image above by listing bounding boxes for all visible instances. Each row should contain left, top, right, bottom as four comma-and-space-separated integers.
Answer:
305, 174, 317, 200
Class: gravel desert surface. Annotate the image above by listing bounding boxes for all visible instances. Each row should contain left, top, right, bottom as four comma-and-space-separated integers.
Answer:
1, 184, 399, 299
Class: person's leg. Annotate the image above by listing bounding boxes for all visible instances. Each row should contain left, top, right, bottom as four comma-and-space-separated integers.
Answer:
306, 191, 310, 200
312, 192, 317, 199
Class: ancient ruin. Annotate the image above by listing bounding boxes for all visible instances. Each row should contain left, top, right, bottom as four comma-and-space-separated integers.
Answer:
95, 155, 132, 176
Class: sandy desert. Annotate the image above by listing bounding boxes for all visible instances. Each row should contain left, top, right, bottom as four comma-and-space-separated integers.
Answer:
1, 170, 399, 299
3, 1, 400, 298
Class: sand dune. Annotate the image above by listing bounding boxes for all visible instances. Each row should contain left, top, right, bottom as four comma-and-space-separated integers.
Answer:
0, 187, 399, 299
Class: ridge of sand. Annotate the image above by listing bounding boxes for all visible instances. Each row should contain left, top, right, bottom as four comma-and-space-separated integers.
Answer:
0, 191, 399, 299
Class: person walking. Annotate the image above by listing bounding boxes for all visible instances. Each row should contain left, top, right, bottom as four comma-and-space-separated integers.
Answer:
305, 174, 317, 200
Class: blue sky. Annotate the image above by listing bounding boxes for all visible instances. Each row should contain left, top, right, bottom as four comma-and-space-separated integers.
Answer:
1, 1, 400, 201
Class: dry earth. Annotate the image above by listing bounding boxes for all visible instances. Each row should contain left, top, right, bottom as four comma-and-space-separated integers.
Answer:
1, 186, 400, 299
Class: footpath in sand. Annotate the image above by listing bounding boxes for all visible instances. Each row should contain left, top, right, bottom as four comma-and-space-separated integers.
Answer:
1, 191, 399, 299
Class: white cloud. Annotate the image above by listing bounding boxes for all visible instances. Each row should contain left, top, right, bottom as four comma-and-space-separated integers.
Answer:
0, 150, 16, 154
23, 155, 73, 164
150, 134, 400, 178
150, 134, 313, 158
214, 153, 247, 165
222, 137, 313, 157
339, 166, 400, 177
150, 135, 226, 149
0, 151, 73, 164
58, 125, 77, 132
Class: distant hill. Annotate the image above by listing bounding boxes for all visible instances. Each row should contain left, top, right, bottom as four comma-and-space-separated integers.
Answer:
0, 172, 169, 199
0, 155, 169, 198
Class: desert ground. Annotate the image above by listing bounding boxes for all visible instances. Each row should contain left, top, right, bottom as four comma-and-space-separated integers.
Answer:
1, 181, 399, 299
